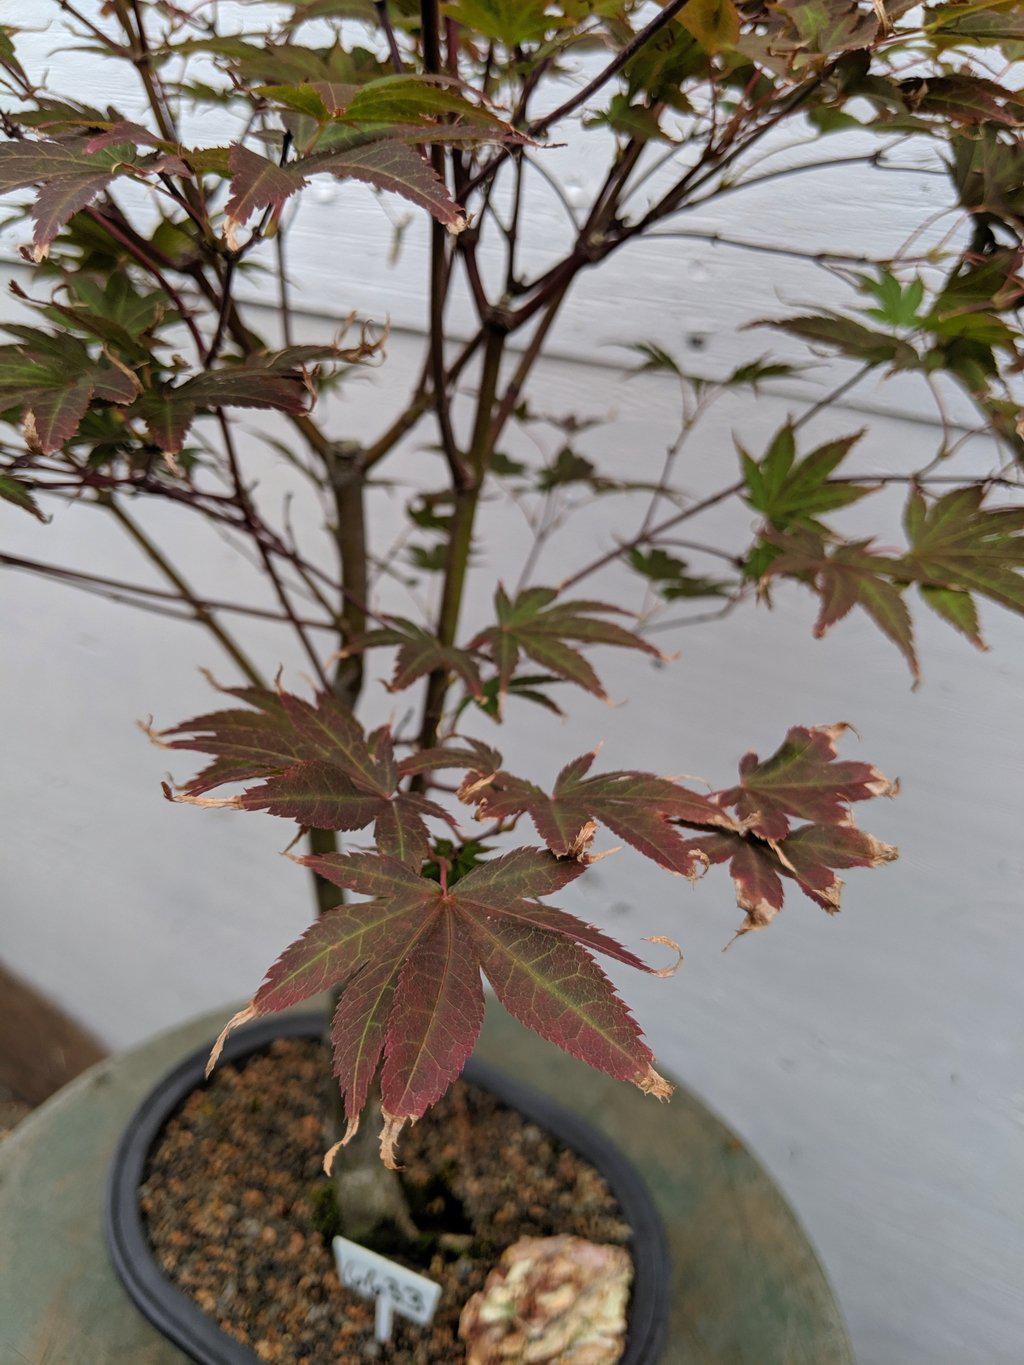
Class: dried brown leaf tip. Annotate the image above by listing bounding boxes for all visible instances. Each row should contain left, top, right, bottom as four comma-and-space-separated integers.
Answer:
644, 935, 685, 978
639, 1067, 674, 1101
322, 1139, 344, 1177
137, 716, 169, 748
566, 818, 598, 860
378, 1113, 407, 1171
205, 1004, 258, 1079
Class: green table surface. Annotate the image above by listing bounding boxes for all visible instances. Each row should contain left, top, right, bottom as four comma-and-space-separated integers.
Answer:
0, 1002, 853, 1364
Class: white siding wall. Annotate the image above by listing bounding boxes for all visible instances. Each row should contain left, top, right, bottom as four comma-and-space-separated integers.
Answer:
2, 6, 1023, 1362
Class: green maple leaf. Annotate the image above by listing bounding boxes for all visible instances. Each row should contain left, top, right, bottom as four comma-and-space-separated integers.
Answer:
899, 485, 1024, 647
628, 547, 731, 600
471, 585, 663, 705
443, 0, 553, 44
858, 269, 926, 329
0, 326, 140, 452
740, 424, 872, 533
0, 472, 47, 521
755, 312, 919, 369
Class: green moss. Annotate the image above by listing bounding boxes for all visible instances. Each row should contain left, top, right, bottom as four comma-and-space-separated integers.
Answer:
306, 1180, 343, 1243
363, 1221, 438, 1264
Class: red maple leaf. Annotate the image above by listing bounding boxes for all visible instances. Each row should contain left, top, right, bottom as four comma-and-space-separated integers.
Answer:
340, 615, 483, 698
681, 823, 898, 937
674, 723, 898, 936
156, 681, 451, 862
470, 748, 727, 874
207, 847, 675, 1167
717, 722, 897, 841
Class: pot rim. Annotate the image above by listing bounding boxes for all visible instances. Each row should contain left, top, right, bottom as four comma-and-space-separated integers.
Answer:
104, 1011, 670, 1365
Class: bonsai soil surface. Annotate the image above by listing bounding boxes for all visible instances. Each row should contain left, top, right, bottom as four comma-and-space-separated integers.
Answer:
140, 1037, 633, 1363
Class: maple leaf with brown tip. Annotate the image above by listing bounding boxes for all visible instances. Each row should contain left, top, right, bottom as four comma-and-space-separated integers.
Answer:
222, 138, 467, 247
157, 681, 450, 862
470, 585, 663, 706
471, 749, 727, 876
341, 616, 483, 698
0, 327, 140, 453
396, 738, 504, 781
672, 723, 899, 936
206, 847, 674, 1168
131, 345, 354, 454
680, 823, 898, 937
717, 722, 897, 842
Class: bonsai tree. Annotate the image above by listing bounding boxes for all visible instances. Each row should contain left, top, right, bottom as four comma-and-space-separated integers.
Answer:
3, 0, 1023, 1241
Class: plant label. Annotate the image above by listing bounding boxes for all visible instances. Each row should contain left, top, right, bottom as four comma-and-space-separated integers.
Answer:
332, 1234, 442, 1338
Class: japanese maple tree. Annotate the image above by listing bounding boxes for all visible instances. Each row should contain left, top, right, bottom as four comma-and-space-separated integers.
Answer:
3, 0, 1023, 1238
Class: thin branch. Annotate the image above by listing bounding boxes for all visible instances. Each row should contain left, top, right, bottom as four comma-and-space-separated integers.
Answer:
205, 256, 235, 366
790, 363, 876, 432
86, 206, 206, 358
422, 0, 469, 488
489, 281, 572, 445
643, 595, 747, 634
217, 411, 329, 686
644, 228, 936, 270
276, 218, 294, 349
0, 552, 338, 629
846, 472, 1023, 490
101, 495, 265, 684
559, 480, 745, 592
56, 1, 125, 55
375, 0, 405, 72
415, 325, 506, 754
361, 329, 486, 472
521, 152, 582, 231
119, 0, 178, 144
669, 152, 946, 216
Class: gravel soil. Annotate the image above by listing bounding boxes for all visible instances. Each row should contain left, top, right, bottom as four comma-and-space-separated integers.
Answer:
140, 1037, 633, 1362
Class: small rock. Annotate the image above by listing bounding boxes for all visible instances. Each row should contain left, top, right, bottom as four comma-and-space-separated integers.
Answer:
458, 1234, 632, 1364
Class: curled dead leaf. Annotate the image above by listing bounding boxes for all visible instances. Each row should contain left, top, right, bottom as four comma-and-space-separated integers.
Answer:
459, 769, 495, 802
638, 1066, 673, 1101
163, 783, 242, 810
379, 1112, 407, 1169
644, 935, 684, 978
205, 1003, 258, 1078
566, 819, 598, 860
322, 1139, 343, 1176
137, 716, 169, 748
22, 412, 41, 453
224, 216, 243, 253
322, 1111, 362, 1174
860, 834, 899, 866
585, 843, 623, 865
